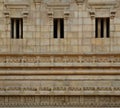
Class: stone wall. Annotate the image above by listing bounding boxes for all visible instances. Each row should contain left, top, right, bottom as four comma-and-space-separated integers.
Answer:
0, 0, 119, 54
0, 0, 120, 108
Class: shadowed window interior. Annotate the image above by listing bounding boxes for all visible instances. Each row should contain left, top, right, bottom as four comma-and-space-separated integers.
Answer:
95, 18, 110, 38
53, 18, 64, 39
11, 18, 23, 39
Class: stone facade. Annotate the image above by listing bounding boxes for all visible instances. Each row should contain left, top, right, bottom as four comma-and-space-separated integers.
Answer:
0, 0, 120, 107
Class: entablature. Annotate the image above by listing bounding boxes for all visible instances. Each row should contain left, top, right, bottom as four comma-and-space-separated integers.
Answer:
4, 0, 29, 18
88, 0, 118, 18
47, 2, 70, 19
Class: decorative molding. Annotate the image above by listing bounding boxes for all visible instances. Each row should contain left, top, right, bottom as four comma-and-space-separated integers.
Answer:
89, 10, 95, 18
64, 11, 70, 19
47, 10, 53, 19
110, 10, 116, 18
3, 11, 9, 17
47, 3, 70, 8
47, 3, 70, 19
22, 11, 29, 18
48, 10, 70, 19
0, 54, 119, 68
34, 0, 42, 3
0, 86, 120, 92
88, 0, 117, 18
4, 1, 29, 18
4, 9, 29, 18
88, 0, 117, 6
0, 86, 120, 95
4, 2, 29, 8
0, 95, 120, 107
75, 0, 85, 5
0, 67, 120, 75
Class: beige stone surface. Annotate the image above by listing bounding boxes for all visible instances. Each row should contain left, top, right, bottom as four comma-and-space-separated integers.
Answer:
0, 0, 118, 54
0, 0, 120, 107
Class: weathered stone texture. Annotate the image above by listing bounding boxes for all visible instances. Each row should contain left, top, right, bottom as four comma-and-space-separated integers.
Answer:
0, 0, 120, 108
0, 0, 118, 54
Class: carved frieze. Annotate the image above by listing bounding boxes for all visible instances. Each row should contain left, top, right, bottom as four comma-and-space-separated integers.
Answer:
0, 54, 119, 68
0, 86, 120, 95
0, 95, 120, 107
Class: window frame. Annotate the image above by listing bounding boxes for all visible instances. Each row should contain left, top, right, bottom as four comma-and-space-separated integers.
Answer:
53, 18, 64, 39
11, 18, 23, 39
95, 17, 110, 38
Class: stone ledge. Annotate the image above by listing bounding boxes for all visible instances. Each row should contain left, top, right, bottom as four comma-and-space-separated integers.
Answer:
88, 0, 117, 5
0, 68, 120, 75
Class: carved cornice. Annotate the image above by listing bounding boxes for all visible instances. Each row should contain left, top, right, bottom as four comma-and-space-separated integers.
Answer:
47, 3, 70, 19
4, 2, 29, 8
88, 0, 117, 6
88, 0, 117, 18
47, 3, 70, 8
34, 0, 42, 3
4, 1, 29, 18
75, 0, 85, 5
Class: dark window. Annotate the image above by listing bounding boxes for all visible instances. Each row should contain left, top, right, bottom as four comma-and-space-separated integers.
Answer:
53, 18, 64, 38
11, 18, 23, 39
60, 19, 64, 38
95, 18, 110, 38
106, 18, 110, 38
54, 19, 58, 38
